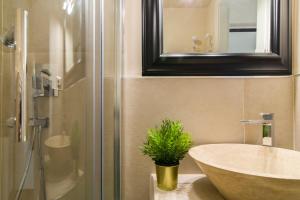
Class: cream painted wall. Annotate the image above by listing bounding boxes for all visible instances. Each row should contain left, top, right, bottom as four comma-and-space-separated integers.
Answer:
294, 0, 300, 75
122, 1, 294, 200
293, 0, 300, 150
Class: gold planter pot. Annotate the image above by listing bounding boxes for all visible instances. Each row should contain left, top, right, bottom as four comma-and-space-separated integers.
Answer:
156, 164, 179, 191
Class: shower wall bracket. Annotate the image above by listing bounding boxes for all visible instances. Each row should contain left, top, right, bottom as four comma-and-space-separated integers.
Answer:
6, 117, 49, 129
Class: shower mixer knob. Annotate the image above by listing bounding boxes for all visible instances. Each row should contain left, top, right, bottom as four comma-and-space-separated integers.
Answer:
6, 117, 16, 128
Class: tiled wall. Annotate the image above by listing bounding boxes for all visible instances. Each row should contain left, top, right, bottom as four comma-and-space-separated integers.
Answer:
122, 77, 294, 200
122, 0, 295, 200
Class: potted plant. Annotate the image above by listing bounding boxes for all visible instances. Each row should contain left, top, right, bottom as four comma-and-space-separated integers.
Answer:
141, 119, 192, 191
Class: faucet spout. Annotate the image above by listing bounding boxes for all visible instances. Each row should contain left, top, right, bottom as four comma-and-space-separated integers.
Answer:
240, 113, 274, 147
240, 119, 270, 125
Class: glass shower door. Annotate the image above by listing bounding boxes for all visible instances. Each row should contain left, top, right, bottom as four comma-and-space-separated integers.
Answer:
0, 0, 102, 199
0, 2, 18, 199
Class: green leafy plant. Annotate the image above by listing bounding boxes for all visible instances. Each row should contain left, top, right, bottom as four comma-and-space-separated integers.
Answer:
142, 119, 192, 166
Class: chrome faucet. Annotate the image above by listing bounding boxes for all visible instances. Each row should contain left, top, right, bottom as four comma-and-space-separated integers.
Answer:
240, 113, 274, 147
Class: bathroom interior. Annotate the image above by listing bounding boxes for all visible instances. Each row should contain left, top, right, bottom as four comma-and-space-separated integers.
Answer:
0, 0, 300, 200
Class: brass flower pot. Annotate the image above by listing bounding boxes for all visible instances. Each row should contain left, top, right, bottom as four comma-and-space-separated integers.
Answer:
156, 164, 179, 191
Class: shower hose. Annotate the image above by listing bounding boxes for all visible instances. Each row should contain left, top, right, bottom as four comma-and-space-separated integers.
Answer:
15, 125, 46, 200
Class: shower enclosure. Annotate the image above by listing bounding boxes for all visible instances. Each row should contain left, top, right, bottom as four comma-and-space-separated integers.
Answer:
0, 0, 120, 199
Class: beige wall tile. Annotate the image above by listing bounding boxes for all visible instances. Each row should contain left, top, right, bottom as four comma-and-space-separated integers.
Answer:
122, 77, 245, 200
244, 77, 294, 149
122, 76, 295, 200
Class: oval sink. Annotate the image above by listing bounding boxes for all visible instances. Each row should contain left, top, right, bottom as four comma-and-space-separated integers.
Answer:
189, 144, 300, 200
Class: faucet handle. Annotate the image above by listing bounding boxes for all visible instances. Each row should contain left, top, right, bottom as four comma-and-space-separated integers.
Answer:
260, 113, 274, 120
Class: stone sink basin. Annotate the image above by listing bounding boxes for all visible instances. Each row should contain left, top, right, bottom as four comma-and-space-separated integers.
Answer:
189, 144, 300, 200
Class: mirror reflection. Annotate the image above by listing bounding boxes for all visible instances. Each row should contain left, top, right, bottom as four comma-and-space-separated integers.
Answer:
162, 0, 271, 54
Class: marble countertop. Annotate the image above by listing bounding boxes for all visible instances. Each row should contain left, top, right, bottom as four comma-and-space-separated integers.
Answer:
150, 174, 225, 200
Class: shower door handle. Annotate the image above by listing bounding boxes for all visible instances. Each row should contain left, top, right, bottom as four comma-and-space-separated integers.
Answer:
15, 9, 28, 142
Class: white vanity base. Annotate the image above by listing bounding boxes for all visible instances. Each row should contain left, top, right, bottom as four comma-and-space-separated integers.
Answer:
150, 174, 224, 200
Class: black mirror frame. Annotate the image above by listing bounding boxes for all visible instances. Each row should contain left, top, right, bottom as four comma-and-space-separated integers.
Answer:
142, 0, 292, 76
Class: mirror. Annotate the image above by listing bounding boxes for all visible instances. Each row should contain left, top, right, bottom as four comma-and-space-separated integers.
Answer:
142, 0, 291, 76
162, 0, 271, 54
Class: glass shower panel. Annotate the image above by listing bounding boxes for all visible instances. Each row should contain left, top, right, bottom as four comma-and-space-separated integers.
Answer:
0, 0, 102, 199
103, 0, 117, 198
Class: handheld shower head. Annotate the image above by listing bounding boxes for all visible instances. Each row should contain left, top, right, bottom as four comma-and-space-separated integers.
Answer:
0, 26, 16, 48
